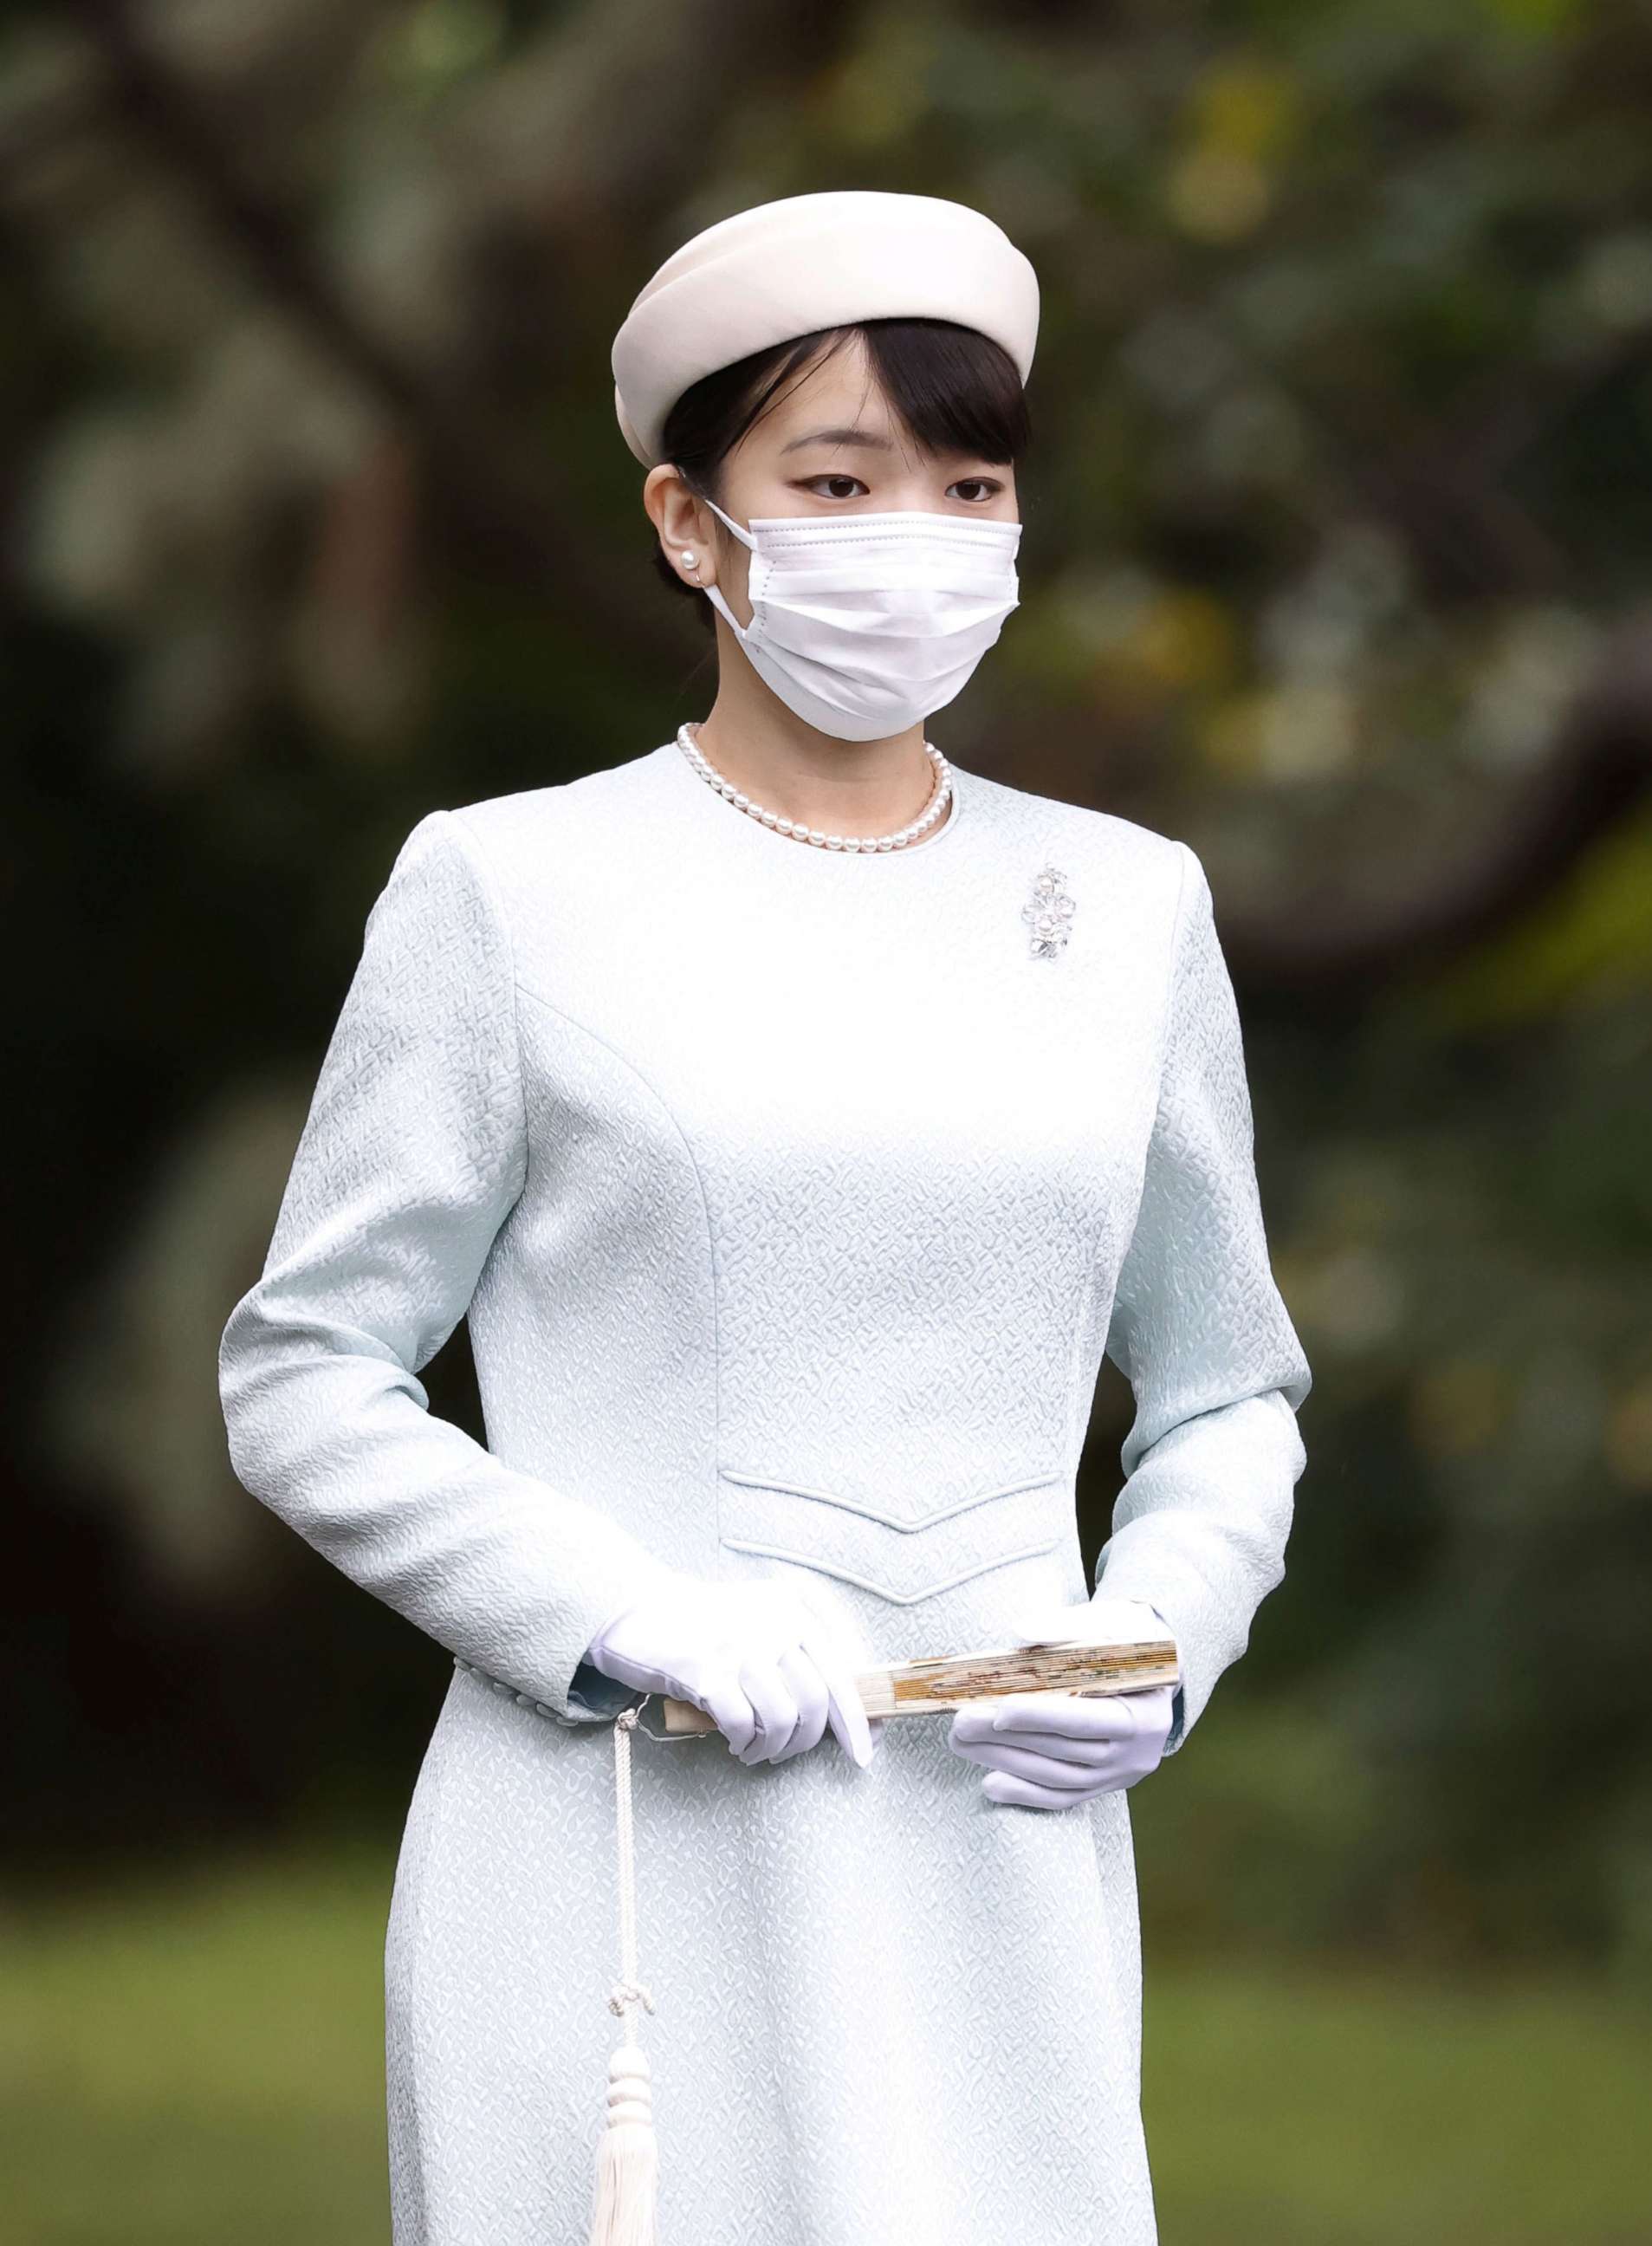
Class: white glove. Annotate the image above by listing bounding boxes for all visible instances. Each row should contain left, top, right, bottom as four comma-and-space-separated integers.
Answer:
583, 1573, 880, 1770
946, 1595, 1179, 1811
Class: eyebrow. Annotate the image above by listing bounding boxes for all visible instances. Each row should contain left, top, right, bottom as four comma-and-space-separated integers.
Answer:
779, 425, 898, 454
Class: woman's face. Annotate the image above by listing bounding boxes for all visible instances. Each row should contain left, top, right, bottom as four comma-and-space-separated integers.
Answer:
695, 333, 1020, 632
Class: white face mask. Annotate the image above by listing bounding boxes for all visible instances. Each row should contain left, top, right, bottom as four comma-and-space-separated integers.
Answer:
697, 497, 1022, 743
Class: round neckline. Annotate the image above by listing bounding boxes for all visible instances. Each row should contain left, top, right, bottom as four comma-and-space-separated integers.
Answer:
660, 730, 970, 863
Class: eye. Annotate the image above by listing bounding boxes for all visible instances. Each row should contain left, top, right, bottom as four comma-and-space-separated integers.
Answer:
799, 475, 1005, 504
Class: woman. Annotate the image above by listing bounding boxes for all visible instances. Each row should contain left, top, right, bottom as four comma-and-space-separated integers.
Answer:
218, 189, 1312, 2246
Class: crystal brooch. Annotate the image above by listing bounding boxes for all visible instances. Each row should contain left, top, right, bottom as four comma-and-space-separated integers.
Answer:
1022, 863, 1077, 958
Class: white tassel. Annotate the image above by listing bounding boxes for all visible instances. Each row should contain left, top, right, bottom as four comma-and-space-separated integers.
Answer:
588, 1706, 659, 2245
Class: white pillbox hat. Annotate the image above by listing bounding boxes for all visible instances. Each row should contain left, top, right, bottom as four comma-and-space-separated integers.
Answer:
612, 188, 1040, 469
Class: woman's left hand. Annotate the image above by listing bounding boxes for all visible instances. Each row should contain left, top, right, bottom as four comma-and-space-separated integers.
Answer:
946, 1594, 1179, 1810
949, 1684, 1176, 1808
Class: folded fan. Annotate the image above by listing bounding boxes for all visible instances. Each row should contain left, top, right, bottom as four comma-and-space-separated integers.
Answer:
658, 1622, 1180, 1734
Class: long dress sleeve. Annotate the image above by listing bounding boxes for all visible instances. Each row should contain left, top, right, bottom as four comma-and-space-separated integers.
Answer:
1092, 841, 1312, 1756
217, 808, 679, 1724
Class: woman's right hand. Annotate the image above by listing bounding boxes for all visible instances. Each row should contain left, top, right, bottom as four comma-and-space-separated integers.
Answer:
583, 1574, 882, 1770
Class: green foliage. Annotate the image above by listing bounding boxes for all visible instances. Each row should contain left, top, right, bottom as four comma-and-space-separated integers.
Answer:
4, 0, 1650, 1984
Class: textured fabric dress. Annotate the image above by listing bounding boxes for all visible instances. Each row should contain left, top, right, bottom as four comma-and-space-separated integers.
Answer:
217, 737, 1312, 2246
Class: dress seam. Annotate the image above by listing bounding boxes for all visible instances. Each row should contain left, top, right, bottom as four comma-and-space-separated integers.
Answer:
1117, 841, 1196, 1296
1151, 841, 1196, 1136
512, 975, 724, 1539
444, 807, 532, 1205
1092, 841, 1196, 1438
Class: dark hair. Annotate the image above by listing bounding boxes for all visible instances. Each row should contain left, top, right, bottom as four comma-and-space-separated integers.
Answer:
651, 317, 1032, 633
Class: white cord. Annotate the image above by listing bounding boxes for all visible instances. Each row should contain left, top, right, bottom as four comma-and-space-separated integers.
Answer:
607, 1708, 655, 2030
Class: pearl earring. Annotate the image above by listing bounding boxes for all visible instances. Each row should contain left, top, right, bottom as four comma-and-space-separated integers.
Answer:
680, 551, 697, 571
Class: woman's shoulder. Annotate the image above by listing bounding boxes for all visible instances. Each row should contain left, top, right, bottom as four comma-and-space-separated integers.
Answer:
444, 744, 664, 864
955, 762, 1190, 894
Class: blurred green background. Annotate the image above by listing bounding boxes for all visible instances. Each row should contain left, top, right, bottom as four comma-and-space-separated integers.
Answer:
5, 0, 1651, 2239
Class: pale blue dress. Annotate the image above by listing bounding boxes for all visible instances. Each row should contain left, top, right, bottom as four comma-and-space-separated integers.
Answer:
217, 738, 1312, 2244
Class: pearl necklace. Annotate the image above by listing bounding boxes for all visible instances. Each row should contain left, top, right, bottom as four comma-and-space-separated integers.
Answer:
675, 721, 953, 852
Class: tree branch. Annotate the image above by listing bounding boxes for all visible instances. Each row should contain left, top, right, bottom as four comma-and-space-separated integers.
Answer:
54, 0, 867, 677
1228, 611, 1652, 1003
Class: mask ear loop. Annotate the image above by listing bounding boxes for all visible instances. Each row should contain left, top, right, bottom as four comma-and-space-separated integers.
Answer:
702, 495, 756, 549
691, 497, 759, 648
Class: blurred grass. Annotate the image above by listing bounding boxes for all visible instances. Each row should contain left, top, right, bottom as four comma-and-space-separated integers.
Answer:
2, 1839, 1649, 2245
1150, 1958, 1652, 2243
1, 1841, 391, 2246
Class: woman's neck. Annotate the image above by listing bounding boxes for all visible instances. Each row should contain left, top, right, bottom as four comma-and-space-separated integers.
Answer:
690, 690, 942, 845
